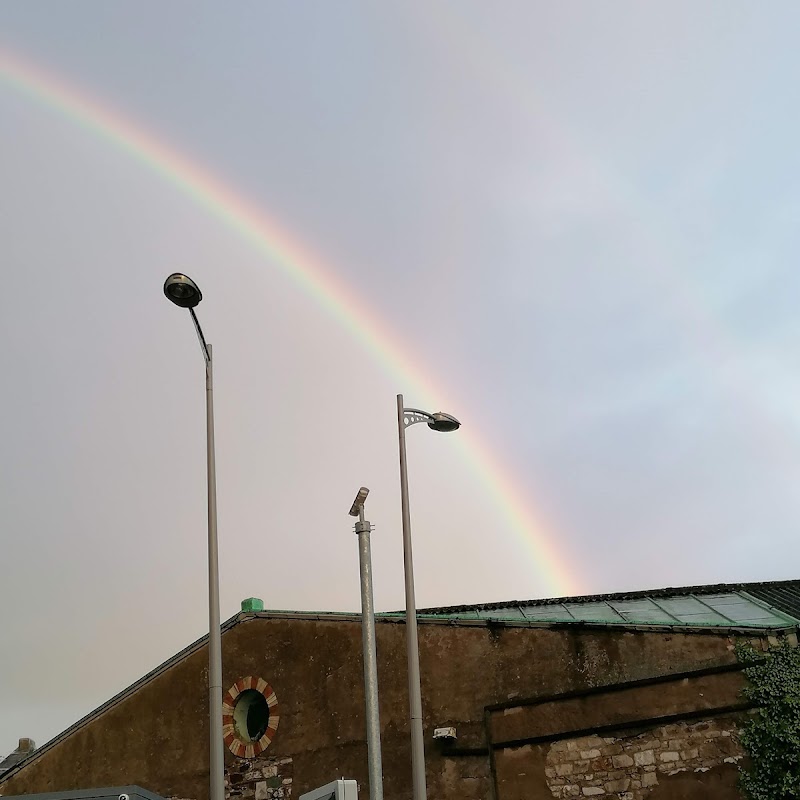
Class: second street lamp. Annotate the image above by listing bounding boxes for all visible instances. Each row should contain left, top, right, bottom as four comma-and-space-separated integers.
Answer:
163, 273, 225, 800
396, 394, 461, 800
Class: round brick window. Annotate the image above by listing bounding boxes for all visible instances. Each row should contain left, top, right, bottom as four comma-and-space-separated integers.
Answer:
223, 676, 280, 758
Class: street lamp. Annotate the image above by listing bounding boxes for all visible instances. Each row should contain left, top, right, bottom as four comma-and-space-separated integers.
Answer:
349, 487, 384, 800
396, 394, 460, 800
163, 273, 225, 800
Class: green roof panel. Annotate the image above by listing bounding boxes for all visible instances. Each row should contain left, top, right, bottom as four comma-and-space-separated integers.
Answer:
414, 590, 799, 629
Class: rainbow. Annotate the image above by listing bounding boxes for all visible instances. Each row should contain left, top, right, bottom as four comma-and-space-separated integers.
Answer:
0, 48, 580, 597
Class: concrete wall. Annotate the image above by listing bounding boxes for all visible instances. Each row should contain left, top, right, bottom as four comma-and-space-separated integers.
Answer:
0, 616, 758, 800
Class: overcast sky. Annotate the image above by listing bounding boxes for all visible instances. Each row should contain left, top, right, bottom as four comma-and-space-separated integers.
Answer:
2, 0, 800, 756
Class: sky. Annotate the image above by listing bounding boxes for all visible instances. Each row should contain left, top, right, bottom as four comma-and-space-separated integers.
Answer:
2, 0, 800, 757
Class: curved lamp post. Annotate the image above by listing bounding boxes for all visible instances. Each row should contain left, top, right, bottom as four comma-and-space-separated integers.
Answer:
396, 395, 460, 800
164, 274, 225, 800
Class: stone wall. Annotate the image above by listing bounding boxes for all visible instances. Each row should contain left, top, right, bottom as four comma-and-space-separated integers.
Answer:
544, 718, 742, 799
225, 755, 293, 800
169, 756, 293, 800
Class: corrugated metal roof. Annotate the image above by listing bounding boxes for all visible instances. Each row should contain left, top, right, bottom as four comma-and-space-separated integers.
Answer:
747, 583, 800, 620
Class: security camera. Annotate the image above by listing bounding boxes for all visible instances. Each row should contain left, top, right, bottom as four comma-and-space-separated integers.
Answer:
433, 727, 457, 741
119, 794, 130, 800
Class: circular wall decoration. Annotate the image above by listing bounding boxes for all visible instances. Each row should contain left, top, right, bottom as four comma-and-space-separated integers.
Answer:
222, 676, 280, 758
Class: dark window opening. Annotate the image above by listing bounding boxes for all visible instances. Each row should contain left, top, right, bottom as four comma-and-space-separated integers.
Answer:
233, 689, 270, 742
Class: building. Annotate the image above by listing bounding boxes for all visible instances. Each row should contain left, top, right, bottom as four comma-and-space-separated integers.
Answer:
0, 741, 36, 780
1, 580, 799, 800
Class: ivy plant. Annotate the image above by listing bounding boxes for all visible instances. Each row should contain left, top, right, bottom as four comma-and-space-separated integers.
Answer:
736, 637, 800, 800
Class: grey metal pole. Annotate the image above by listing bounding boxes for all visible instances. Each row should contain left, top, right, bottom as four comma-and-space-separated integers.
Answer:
397, 393, 427, 800
356, 504, 384, 800
206, 344, 226, 800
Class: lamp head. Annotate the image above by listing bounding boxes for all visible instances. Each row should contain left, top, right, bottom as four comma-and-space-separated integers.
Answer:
427, 412, 460, 433
349, 487, 370, 517
164, 273, 202, 308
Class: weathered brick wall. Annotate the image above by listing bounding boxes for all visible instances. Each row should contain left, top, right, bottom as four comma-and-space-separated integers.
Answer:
544, 718, 742, 799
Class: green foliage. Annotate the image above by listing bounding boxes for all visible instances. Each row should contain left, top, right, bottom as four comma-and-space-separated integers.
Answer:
736, 638, 800, 800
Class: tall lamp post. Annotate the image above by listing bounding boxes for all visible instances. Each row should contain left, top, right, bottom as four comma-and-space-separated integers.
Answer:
349, 487, 384, 800
396, 394, 460, 800
163, 273, 225, 800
